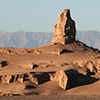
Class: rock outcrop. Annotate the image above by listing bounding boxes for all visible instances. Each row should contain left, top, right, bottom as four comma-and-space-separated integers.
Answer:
52, 9, 76, 44
0, 72, 50, 85
50, 70, 68, 90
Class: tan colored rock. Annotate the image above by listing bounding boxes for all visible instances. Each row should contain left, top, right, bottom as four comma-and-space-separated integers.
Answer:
19, 63, 34, 69
29, 74, 38, 85
2, 93, 13, 96
17, 74, 24, 83
52, 9, 76, 44
86, 61, 96, 73
52, 36, 69, 45
17, 78, 24, 83
50, 70, 68, 90
13, 75, 18, 82
1, 75, 12, 84
93, 60, 100, 72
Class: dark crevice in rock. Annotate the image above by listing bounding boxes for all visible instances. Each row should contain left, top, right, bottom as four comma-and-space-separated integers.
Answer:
60, 49, 73, 55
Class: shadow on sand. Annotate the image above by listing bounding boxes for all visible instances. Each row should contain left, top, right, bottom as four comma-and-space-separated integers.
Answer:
65, 69, 99, 89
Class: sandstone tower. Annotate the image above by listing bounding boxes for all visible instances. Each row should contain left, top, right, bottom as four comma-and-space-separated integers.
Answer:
52, 9, 76, 44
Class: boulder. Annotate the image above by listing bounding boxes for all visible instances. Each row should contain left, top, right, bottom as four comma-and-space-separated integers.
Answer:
50, 70, 68, 90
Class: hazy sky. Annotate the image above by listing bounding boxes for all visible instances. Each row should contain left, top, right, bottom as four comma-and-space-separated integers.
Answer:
0, 0, 100, 32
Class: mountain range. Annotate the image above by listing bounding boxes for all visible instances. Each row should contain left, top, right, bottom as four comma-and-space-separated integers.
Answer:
0, 30, 100, 49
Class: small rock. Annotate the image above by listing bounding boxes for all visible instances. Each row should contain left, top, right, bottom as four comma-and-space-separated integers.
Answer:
29, 74, 38, 85
19, 63, 36, 69
17, 78, 24, 83
86, 61, 97, 73
1, 75, 12, 84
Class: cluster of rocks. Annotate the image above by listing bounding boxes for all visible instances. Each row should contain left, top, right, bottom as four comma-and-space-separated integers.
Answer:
0, 72, 50, 85
0, 65, 98, 91
0, 71, 72, 90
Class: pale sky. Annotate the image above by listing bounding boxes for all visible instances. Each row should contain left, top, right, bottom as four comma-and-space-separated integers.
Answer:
0, 0, 100, 32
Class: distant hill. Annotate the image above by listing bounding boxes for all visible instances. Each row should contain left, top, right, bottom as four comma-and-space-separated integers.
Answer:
0, 30, 100, 49
0, 31, 54, 48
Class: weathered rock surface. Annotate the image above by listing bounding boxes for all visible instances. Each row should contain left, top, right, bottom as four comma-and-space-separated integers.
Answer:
50, 70, 68, 90
0, 75, 12, 84
52, 9, 76, 44
86, 61, 97, 73
0, 72, 50, 85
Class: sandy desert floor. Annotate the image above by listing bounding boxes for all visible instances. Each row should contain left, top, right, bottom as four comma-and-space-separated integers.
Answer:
0, 40, 100, 98
0, 95, 100, 100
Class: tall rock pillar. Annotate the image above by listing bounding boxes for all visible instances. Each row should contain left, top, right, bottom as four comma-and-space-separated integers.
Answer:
52, 9, 76, 44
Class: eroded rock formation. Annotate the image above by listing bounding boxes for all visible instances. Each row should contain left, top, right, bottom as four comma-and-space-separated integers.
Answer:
0, 72, 50, 84
52, 9, 76, 44
0, 9, 100, 96
50, 70, 68, 90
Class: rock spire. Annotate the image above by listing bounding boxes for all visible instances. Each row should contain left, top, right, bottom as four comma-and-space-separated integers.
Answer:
52, 9, 76, 44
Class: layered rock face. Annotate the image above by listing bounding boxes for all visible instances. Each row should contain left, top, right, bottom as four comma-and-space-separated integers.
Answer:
52, 9, 76, 44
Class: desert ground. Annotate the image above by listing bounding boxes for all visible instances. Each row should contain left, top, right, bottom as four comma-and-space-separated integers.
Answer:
0, 9, 100, 99
0, 41, 100, 96
0, 95, 100, 100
